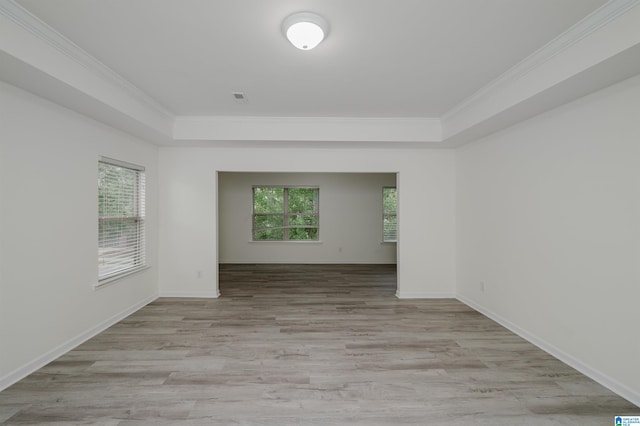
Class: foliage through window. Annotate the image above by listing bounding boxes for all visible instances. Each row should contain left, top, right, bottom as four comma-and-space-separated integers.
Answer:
383, 187, 397, 242
98, 158, 146, 282
253, 186, 319, 241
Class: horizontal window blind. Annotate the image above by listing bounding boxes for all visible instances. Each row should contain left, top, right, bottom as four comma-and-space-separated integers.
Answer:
383, 187, 397, 242
98, 158, 145, 281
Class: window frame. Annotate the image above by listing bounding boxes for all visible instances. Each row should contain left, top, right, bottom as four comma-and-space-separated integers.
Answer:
252, 185, 320, 242
97, 157, 147, 286
383, 186, 397, 243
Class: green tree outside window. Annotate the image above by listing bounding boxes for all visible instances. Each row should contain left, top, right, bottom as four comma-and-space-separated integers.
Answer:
253, 186, 319, 241
383, 187, 397, 242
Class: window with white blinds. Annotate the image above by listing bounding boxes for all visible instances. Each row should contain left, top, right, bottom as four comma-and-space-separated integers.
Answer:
98, 157, 146, 282
383, 187, 397, 242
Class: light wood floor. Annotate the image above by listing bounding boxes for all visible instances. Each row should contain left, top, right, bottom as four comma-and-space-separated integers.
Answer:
1, 264, 637, 425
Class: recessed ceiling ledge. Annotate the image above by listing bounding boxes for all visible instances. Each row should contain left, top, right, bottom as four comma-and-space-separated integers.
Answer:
0, 0, 174, 140
441, 0, 640, 142
172, 116, 443, 143
2, 0, 640, 147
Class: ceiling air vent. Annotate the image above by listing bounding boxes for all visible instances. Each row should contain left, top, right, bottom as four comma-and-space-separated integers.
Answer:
232, 92, 248, 103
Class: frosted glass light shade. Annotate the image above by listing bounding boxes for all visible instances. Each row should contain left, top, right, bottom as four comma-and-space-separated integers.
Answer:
282, 12, 328, 50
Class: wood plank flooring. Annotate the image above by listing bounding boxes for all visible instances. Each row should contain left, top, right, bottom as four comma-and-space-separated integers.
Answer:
1, 264, 637, 425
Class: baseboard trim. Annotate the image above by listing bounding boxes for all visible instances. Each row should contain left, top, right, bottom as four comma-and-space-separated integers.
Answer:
457, 295, 640, 408
0, 294, 158, 392
219, 260, 397, 265
396, 291, 455, 299
159, 290, 220, 298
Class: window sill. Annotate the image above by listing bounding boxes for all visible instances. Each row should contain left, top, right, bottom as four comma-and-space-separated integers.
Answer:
249, 240, 323, 244
95, 266, 150, 290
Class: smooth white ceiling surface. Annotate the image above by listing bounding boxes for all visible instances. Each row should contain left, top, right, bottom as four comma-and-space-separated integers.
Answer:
14, 0, 607, 118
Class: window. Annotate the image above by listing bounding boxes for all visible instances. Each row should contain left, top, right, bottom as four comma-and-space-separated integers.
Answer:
383, 187, 397, 242
98, 157, 146, 282
252, 186, 319, 241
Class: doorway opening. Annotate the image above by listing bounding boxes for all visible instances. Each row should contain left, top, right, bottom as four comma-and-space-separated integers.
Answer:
215, 172, 399, 295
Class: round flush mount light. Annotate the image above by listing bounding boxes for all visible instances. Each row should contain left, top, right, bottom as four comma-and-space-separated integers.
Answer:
282, 12, 328, 50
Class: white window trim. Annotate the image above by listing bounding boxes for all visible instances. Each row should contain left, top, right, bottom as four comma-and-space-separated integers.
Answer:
97, 157, 146, 287
249, 240, 324, 244
99, 156, 144, 172
94, 266, 150, 290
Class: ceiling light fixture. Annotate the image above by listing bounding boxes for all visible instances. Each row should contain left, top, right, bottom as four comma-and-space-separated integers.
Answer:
282, 12, 328, 50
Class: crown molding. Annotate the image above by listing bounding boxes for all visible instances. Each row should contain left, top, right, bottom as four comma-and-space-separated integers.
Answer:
442, 0, 640, 121
0, 0, 174, 120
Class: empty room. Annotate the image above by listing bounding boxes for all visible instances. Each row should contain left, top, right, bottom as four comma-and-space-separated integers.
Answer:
1, 0, 639, 424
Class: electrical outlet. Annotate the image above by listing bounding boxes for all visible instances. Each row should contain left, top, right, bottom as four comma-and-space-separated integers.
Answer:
480, 281, 485, 292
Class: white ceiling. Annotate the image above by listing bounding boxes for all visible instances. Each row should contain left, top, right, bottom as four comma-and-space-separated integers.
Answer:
3, 0, 640, 146
13, 0, 608, 118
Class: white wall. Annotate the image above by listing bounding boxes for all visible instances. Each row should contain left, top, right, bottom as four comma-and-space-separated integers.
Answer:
158, 147, 456, 298
218, 172, 397, 264
2, 64, 637, 406
456, 74, 640, 405
0, 82, 159, 388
